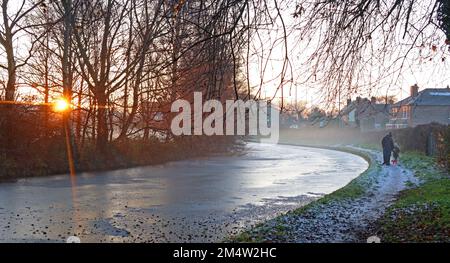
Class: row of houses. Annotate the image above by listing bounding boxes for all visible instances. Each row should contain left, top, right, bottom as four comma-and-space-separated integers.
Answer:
340, 85, 450, 132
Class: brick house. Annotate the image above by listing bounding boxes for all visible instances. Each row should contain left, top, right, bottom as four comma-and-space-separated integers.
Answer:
340, 97, 391, 132
387, 85, 450, 129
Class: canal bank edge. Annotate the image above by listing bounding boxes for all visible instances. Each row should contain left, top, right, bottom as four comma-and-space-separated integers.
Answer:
230, 143, 380, 243
233, 141, 450, 243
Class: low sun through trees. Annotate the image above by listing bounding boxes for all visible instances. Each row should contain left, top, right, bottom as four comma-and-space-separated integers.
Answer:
0, 0, 449, 179
0, 0, 262, 176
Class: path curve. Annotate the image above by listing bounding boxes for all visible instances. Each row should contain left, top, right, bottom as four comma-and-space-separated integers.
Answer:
246, 147, 418, 243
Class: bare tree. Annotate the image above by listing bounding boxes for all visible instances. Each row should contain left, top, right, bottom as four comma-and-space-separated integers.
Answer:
70, 0, 131, 154
291, 0, 450, 110
0, 0, 44, 148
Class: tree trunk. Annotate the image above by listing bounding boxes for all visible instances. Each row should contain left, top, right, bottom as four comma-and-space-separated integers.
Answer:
1, 1, 17, 151
96, 90, 108, 155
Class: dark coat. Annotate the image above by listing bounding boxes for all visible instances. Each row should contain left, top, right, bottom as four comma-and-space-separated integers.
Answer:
381, 135, 394, 151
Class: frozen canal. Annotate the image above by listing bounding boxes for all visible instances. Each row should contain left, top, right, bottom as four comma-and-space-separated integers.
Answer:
0, 143, 368, 242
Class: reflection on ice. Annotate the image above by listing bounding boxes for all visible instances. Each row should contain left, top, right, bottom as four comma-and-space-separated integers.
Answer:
0, 143, 368, 242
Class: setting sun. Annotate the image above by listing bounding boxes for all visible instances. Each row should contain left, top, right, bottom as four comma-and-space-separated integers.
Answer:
53, 98, 70, 112
1, 0, 449, 247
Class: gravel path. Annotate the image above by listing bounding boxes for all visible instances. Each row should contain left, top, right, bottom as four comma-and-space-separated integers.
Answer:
250, 147, 419, 243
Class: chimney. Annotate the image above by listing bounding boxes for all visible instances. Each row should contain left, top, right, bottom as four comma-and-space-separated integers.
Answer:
370, 96, 376, 104
347, 98, 352, 106
410, 84, 419, 97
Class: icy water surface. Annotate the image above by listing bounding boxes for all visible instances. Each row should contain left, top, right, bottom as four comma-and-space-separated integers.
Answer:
0, 143, 368, 242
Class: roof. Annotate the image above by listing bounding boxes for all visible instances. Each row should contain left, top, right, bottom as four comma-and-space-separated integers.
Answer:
340, 98, 390, 118
358, 103, 391, 118
394, 88, 450, 107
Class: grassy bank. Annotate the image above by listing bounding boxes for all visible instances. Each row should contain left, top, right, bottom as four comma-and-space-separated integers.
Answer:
231, 145, 379, 242
375, 152, 450, 242
232, 143, 450, 243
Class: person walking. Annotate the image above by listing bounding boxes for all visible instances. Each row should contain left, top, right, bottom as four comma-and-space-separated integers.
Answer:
381, 132, 394, 166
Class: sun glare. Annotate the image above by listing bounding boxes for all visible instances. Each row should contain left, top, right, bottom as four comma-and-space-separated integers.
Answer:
53, 98, 70, 112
